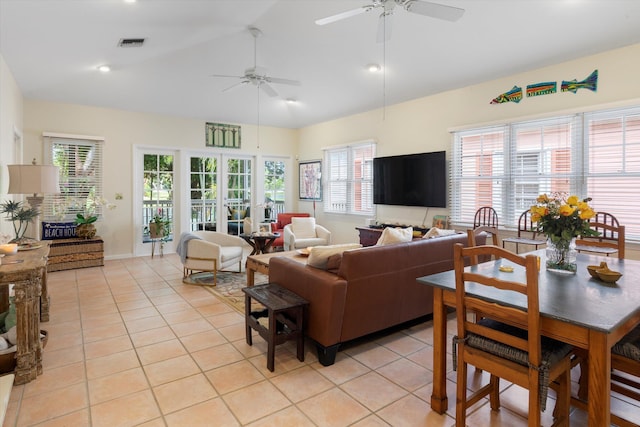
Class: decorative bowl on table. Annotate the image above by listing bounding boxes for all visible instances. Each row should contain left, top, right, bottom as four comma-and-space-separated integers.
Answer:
596, 269, 623, 283
587, 262, 608, 278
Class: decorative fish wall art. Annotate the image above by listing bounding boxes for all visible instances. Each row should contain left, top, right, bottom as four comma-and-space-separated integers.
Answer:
490, 69, 598, 105
561, 69, 598, 93
490, 85, 523, 104
526, 81, 556, 98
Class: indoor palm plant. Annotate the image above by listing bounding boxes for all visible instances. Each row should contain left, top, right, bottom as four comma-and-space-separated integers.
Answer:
530, 193, 599, 273
0, 200, 40, 243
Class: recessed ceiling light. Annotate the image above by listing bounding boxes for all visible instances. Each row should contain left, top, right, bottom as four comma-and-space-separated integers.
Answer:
97, 65, 111, 73
285, 98, 297, 104
367, 63, 381, 73
124, 0, 136, 3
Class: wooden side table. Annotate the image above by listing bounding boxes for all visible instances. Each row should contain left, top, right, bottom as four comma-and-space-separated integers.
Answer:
240, 233, 280, 255
242, 283, 308, 372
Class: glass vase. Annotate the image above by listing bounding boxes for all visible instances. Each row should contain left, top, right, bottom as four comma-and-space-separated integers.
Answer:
545, 237, 577, 274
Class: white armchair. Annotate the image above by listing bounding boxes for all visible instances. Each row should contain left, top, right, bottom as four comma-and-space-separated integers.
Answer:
176, 231, 247, 285
283, 217, 331, 251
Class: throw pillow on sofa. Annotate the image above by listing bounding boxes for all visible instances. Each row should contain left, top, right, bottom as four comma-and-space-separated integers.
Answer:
376, 227, 413, 245
308, 243, 362, 270
291, 217, 317, 238
423, 227, 457, 239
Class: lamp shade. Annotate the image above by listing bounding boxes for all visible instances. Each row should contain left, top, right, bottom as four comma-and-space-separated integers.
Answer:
7, 164, 60, 195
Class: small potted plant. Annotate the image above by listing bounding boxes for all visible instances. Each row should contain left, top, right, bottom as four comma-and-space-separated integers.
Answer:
75, 212, 98, 239
0, 200, 40, 243
147, 213, 171, 239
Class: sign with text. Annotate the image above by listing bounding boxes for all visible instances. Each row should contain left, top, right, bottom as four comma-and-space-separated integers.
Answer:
42, 222, 77, 240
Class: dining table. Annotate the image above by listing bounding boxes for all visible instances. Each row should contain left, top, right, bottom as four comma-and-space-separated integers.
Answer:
417, 249, 640, 426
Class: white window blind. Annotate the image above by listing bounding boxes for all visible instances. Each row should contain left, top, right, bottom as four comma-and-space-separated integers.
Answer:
452, 106, 640, 242
43, 134, 104, 221
584, 107, 640, 240
452, 116, 578, 227
324, 141, 375, 215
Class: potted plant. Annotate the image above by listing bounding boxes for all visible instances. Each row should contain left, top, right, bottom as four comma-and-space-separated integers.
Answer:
0, 200, 40, 243
75, 212, 98, 239
147, 214, 171, 239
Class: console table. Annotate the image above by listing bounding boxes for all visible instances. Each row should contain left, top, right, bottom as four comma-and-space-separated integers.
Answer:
0, 243, 49, 384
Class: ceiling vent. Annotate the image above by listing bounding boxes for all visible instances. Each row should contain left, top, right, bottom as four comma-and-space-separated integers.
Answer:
118, 38, 145, 48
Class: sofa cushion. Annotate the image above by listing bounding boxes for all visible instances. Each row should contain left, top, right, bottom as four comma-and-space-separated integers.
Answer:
308, 243, 362, 270
291, 217, 317, 238
376, 226, 413, 245
423, 227, 457, 239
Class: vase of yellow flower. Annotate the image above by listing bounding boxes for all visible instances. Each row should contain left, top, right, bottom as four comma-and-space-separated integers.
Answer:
530, 193, 599, 274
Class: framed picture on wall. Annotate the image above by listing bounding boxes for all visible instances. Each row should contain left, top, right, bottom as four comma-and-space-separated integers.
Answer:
205, 122, 241, 148
299, 160, 322, 200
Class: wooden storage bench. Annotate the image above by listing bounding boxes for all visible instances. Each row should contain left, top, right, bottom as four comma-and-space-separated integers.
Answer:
47, 237, 104, 272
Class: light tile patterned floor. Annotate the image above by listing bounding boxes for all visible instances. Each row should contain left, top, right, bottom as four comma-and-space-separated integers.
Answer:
3, 253, 638, 426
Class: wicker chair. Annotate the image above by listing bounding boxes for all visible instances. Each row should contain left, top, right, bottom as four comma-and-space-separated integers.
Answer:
452, 243, 573, 427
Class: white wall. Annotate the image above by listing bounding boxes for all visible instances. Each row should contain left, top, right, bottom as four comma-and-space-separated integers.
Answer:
299, 43, 640, 250
23, 101, 299, 258
0, 54, 23, 239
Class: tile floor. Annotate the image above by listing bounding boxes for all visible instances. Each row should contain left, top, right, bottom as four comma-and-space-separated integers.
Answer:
3, 253, 638, 426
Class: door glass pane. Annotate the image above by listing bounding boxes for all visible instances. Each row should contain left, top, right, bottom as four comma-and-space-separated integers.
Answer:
226, 158, 251, 236
264, 160, 285, 220
143, 153, 174, 243
189, 156, 218, 231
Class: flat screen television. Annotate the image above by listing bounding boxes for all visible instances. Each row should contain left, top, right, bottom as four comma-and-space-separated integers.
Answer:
373, 151, 446, 208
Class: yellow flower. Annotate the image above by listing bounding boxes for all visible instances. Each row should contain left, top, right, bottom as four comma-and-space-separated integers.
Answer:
579, 207, 596, 220
559, 204, 574, 216
566, 195, 579, 206
536, 194, 549, 203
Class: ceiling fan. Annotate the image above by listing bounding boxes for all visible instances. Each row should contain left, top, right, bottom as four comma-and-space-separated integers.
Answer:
315, 0, 465, 42
211, 27, 300, 97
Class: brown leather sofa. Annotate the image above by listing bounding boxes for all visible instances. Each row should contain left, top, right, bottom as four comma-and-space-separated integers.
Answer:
268, 232, 483, 366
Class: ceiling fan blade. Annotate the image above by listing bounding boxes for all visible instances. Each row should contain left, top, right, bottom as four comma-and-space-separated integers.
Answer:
402, 0, 465, 22
376, 11, 393, 43
315, 5, 375, 25
222, 80, 249, 93
211, 73, 244, 79
259, 82, 278, 97
266, 77, 301, 86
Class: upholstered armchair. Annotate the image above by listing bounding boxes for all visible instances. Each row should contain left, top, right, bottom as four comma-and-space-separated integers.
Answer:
176, 231, 247, 285
270, 213, 310, 249
283, 217, 331, 251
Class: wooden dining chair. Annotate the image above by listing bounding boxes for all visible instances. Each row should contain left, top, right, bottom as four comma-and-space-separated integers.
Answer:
466, 225, 499, 266
452, 243, 573, 427
473, 206, 499, 228
502, 209, 546, 253
576, 325, 640, 427
575, 211, 625, 259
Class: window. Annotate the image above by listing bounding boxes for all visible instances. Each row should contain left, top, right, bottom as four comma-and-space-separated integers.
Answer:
189, 156, 217, 232
143, 153, 174, 241
43, 133, 104, 221
264, 159, 285, 220
324, 141, 375, 215
451, 106, 640, 241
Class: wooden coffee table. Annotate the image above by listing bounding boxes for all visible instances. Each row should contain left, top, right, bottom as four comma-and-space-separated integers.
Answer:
245, 250, 307, 286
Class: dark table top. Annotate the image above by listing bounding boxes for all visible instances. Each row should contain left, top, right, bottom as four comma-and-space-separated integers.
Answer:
417, 250, 640, 333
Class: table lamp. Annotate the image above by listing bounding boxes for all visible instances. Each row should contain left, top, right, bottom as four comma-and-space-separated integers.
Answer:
7, 159, 60, 241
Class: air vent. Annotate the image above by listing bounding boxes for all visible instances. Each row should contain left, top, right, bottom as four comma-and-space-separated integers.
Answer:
118, 38, 145, 48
